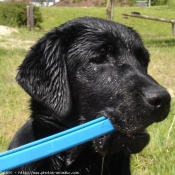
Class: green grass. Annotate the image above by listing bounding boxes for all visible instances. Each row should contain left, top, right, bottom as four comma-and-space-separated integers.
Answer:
0, 47, 30, 151
0, 5, 175, 174
40, 7, 106, 30
39, 6, 175, 36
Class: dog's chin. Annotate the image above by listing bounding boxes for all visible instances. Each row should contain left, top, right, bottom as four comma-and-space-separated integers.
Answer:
93, 129, 150, 155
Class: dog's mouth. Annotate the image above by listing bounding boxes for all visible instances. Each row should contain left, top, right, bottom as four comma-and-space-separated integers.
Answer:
93, 129, 150, 155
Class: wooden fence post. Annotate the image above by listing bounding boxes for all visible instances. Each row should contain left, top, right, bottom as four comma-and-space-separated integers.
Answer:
106, 0, 115, 21
27, 6, 34, 30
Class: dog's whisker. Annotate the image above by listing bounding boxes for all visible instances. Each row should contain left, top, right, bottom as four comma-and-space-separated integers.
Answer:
101, 155, 105, 175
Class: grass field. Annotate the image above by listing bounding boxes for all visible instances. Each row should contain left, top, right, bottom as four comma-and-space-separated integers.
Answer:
0, 5, 175, 174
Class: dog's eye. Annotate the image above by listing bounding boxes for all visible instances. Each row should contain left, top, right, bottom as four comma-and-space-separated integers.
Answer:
100, 48, 106, 55
89, 48, 108, 64
90, 56, 107, 64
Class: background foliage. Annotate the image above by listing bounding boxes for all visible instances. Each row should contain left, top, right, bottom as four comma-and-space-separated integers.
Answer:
151, 0, 168, 5
0, 3, 43, 28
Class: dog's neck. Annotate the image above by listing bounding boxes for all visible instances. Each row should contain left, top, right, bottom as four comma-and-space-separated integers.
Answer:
29, 98, 95, 167
30, 98, 80, 138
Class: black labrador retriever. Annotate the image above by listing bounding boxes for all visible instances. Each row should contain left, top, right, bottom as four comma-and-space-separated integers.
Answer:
7, 17, 171, 175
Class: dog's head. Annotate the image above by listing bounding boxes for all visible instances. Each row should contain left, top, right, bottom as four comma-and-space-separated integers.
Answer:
17, 17, 171, 156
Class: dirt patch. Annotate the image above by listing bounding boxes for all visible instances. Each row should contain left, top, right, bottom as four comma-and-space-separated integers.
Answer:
0, 38, 34, 50
0, 26, 34, 50
0, 25, 18, 36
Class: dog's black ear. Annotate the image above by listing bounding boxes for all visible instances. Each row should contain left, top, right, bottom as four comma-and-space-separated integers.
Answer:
16, 28, 72, 119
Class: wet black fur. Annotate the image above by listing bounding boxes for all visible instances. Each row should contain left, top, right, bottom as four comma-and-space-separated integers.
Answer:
7, 17, 171, 175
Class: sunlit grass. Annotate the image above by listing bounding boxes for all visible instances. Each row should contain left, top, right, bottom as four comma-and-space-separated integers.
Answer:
0, 47, 30, 151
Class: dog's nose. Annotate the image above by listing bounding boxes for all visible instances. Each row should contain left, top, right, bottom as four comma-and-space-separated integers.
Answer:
145, 88, 171, 122
147, 90, 170, 108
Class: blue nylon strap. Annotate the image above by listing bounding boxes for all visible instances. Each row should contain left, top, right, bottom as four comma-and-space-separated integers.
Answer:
0, 116, 114, 172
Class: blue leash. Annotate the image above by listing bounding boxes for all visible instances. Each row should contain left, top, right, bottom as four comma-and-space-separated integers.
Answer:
0, 116, 114, 172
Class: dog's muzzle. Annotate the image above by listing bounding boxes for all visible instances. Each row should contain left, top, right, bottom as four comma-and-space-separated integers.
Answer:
94, 129, 150, 155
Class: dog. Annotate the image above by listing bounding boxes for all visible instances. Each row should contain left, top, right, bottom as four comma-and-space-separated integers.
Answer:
6, 17, 171, 175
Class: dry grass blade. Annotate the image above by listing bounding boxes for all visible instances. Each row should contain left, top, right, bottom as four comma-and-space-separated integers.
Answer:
166, 114, 175, 147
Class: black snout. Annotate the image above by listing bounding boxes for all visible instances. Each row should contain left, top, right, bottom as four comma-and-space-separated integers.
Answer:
145, 87, 171, 122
